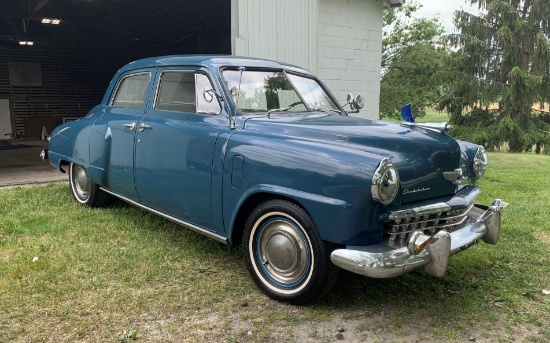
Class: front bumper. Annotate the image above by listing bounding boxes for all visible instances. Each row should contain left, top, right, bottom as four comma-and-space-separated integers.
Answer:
330, 199, 508, 278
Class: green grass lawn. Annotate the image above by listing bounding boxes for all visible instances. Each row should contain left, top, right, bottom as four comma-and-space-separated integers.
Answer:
1, 153, 549, 342
415, 110, 450, 123
382, 109, 450, 123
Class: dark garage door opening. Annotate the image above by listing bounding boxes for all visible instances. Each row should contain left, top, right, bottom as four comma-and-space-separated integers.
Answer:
0, 0, 231, 138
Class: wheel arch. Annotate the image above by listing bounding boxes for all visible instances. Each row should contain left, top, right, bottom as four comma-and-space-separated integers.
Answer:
59, 159, 70, 173
229, 192, 311, 246
57, 157, 105, 187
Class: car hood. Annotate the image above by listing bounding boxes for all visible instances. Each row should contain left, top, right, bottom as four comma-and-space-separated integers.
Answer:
243, 113, 461, 204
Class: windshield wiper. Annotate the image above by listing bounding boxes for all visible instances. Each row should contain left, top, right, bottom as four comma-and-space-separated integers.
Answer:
240, 109, 267, 113
267, 106, 292, 116
267, 101, 304, 117
313, 107, 342, 114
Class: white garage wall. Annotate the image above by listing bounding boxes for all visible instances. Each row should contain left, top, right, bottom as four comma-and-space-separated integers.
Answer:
232, 0, 318, 72
317, 0, 383, 119
232, 0, 385, 119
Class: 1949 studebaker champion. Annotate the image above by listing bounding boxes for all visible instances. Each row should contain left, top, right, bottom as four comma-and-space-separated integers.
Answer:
42, 55, 507, 304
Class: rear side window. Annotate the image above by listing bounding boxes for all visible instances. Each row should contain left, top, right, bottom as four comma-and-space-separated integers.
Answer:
112, 73, 151, 108
155, 71, 221, 114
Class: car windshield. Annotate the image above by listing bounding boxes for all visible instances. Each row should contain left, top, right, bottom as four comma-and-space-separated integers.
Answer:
221, 70, 339, 114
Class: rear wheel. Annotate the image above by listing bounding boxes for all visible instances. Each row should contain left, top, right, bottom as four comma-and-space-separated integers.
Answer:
69, 163, 110, 207
243, 199, 339, 304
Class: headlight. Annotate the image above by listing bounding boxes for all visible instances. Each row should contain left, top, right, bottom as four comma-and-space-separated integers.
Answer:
372, 158, 400, 204
473, 146, 488, 178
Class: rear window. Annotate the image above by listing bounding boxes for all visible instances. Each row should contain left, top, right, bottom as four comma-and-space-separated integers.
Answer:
112, 73, 150, 108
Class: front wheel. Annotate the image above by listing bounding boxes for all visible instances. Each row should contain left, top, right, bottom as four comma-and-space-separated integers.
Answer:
69, 163, 110, 207
243, 199, 339, 304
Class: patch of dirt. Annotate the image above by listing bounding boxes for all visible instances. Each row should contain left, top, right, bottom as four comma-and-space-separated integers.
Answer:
538, 230, 550, 245
125, 303, 542, 343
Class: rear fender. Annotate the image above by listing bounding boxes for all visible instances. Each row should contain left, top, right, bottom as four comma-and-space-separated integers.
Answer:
48, 119, 95, 174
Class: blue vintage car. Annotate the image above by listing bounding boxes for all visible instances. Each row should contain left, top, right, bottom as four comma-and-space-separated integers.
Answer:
42, 55, 507, 304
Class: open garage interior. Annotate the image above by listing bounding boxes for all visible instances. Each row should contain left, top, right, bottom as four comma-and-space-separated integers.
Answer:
0, 0, 231, 139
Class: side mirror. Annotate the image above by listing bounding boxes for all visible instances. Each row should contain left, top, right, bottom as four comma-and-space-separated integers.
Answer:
346, 93, 365, 113
346, 93, 355, 110
203, 88, 214, 103
203, 87, 224, 102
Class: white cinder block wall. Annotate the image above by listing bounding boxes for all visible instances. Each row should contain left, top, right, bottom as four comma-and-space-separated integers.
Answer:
232, 0, 319, 73
317, 0, 384, 119
232, 0, 386, 119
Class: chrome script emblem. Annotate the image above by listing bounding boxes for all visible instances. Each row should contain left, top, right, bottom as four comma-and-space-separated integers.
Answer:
403, 187, 430, 195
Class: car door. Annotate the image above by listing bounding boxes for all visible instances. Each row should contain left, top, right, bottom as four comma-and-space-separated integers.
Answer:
99, 70, 156, 200
134, 68, 226, 231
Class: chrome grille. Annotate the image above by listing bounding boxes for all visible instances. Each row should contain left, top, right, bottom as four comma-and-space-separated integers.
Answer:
383, 204, 474, 248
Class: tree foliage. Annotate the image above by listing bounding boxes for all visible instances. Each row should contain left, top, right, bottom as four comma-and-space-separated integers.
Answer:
442, 0, 550, 153
380, 1, 447, 120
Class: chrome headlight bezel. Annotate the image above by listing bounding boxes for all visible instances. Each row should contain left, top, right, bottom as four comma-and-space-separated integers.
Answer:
372, 158, 400, 205
473, 146, 488, 178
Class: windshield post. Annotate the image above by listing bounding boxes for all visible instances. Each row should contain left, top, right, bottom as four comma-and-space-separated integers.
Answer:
231, 66, 246, 129
282, 70, 310, 111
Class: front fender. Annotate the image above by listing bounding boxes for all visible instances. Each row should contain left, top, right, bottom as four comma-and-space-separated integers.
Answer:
223, 130, 388, 246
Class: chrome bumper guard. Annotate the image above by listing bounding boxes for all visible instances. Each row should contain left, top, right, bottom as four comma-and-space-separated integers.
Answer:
330, 199, 508, 278
40, 149, 48, 162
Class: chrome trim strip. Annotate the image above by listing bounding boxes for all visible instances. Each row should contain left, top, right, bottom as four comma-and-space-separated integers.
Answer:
331, 199, 507, 278
388, 203, 451, 221
383, 186, 482, 221
401, 122, 452, 134
100, 187, 228, 244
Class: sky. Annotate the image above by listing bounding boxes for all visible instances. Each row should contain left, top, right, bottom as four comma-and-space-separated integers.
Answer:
414, 0, 481, 33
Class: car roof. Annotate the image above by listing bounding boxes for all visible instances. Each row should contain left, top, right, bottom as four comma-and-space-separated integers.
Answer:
120, 55, 312, 75
100, 55, 315, 105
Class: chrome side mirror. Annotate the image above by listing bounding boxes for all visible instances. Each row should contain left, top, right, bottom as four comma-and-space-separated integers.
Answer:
346, 93, 354, 109
203, 88, 214, 103
203, 87, 224, 102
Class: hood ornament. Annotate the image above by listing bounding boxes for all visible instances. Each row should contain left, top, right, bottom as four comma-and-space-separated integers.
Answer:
400, 104, 452, 134
401, 103, 415, 124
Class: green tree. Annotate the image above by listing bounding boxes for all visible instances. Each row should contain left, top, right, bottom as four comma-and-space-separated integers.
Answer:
443, 0, 550, 153
380, 1, 447, 120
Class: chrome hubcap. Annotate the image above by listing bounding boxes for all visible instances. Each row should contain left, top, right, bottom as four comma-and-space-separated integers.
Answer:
258, 219, 308, 285
73, 165, 90, 198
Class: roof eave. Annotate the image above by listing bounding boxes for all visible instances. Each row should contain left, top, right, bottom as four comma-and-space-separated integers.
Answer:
383, 0, 405, 9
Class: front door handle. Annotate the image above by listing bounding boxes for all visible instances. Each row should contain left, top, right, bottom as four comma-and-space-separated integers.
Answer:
138, 123, 152, 132
122, 123, 136, 131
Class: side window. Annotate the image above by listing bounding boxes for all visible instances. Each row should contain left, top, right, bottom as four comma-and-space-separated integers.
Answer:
112, 73, 151, 108
155, 71, 220, 114
156, 72, 196, 112
196, 74, 221, 114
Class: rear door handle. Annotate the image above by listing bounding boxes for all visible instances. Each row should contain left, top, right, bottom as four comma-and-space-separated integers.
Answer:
122, 123, 136, 131
138, 123, 152, 132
